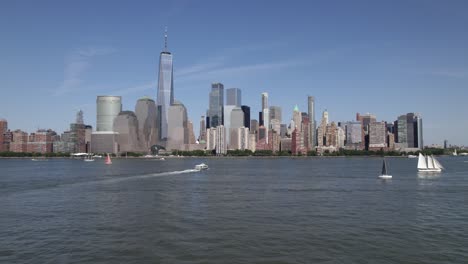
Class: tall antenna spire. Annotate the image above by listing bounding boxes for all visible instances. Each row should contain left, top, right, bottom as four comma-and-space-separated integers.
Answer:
164, 26, 168, 51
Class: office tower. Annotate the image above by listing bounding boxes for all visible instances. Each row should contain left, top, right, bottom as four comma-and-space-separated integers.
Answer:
261, 92, 269, 142
269, 106, 282, 124
337, 127, 345, 148
258, 111, 264, 126
270, 130, 280, 153
199, 116, 206, 142
387, 132, 395, 150
444, 140, 448, 149
70, 110, 87, 153
325, 122, 338, 147
250, 119, 258, 134
258, 126, 267, 141
270, 119, 281, 134
187, 120, 196, 144
0, 119, 7, 152
85, 125, 92, 153
241, 105, 250, 129
415, 114, 423, 149
216, 125, 227, 155
263, 108, 270, 143
135, 97, 158, 151
226, 88, 242, 107
27, 129, 55, 153
261, 92, 269, 110
344, 121, 364, 150
280, 124, 287, 138
235, 127, 249, 150
293, 105, 302, 131
167, 101, 188, 150
302, 117, 310, 151
396, 115, 407, 147
308, 96, 316, 148
206, 127, 217, 151
208, 83, 224, 128
291, 129, 304, 155
224, 105, 236, 146
369, 121, 387, 150
156, 29, 174, 141
356, 112, 377, 134
114, 111, 141, 153
228, 107, 244, 149
407, 113, 423, 149
96, 96, 122, 132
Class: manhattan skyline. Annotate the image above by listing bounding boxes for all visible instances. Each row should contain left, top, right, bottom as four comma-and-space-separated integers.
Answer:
1, 1, 468, 145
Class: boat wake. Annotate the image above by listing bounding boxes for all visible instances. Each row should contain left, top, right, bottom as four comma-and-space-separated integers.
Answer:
100, 169, 200, 185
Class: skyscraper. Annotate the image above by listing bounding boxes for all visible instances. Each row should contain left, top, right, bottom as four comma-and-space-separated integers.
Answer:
396, 115, 407, 147
199, 116, 206, 142
96, 96, 122, 132
269, 106, 282, 124
241, 105, 250, 129
0, 119, 7, 152
114, 111, 141, 153
208, 83, 224, 128
261, 92, 269, 110
226, 88, 242, 107
167, 101, 188, 150
307, 96, 316, 148
261, 92, 269, 143
156, 29, 174, 142
135, 97, 158, 151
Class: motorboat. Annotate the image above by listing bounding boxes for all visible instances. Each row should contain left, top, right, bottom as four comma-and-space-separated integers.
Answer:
378, 159, 392, 179
194, 163, 208, 170
408, 155, 417, 158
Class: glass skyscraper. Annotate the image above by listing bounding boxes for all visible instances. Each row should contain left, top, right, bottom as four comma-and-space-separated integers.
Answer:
208, 83, 224, 128
226, 88, 241, 107
156, 30, 174, 142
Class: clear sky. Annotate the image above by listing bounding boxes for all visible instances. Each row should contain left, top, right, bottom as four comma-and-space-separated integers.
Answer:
1, 0, 467, 145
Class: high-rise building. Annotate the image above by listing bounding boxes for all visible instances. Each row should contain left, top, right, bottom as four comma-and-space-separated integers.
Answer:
344, 121, 364, 150
114, 111, 141, 153
156, 29, 174, 142
208, 83, 224, 128
293, 105, 302, 132
307, 96, 316, 148
135, 97, 158, 151
396, 115, 407, 147
10, 130, 28, 153
215, 125, 227, 155
261, 92, 269, 111
280, 124, 287, 138
206, 127, 217, 151
199, 116, 206, 142
223, 105, 236, 147
356, 112, 377, 134
269, 106, 282, 124
406, 113, 423, 149
369, 121, 387, 150
226, 88, 241, 107
187, 120, 196, 144
167, 101, 188, 150
241, 105, 250, 129
96, 96, 122, 132
414, 114, 423, 149
250, 119, 258, 135
0, 119, 7, 152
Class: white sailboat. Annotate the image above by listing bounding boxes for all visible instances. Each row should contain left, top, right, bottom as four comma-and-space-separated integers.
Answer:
418, 153, 443, 172
379, 159, 392, 179
452, 149, 458, 156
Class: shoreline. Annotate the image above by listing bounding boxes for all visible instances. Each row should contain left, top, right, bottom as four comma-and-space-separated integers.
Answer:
0, 155, 451, 159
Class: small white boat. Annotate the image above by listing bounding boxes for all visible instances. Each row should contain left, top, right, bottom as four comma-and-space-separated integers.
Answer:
378, 159, 392, 179
160, 158, 165, 161
84, 154, 95, 162
418, 153, 443, 172
408, 155, 417, 159
194, 163, 208, 170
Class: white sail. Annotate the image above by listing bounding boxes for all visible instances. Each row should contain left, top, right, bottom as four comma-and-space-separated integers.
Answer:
427, 155, 435, 169
417, 153, 427, 169
432, 155, 444, 169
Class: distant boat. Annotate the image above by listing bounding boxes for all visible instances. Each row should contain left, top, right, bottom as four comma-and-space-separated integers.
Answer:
452, 149, 458, 156
160, 158, 165, 161
408, 155, 418, 158
83, 154, 95, 162
378, 159, 392, 179
460, 152, 468, 156
105, 154, 112, 165
418, 153, 443, 172
194, 163, 208, 171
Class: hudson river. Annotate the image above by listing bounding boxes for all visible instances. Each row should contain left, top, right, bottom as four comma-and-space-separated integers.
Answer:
1, 157, 467, 263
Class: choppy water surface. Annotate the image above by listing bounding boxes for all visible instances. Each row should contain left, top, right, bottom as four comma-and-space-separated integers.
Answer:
1, 157, 467, 263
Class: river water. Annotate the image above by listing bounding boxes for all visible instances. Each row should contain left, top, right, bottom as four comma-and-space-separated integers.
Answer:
1, 157, 467, 263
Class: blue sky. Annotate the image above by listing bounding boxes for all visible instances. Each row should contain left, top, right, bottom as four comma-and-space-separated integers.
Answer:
1, 0, 467, 145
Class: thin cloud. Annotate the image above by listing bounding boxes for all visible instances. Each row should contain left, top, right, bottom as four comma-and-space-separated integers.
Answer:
110, 81, 156, 96
431, 69, 468, 78
54, 47, 116, 96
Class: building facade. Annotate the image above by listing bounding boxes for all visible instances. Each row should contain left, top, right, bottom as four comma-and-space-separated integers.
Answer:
208, 83, 224, 128
96, 96, 122, 132
156, 30, 174, 142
